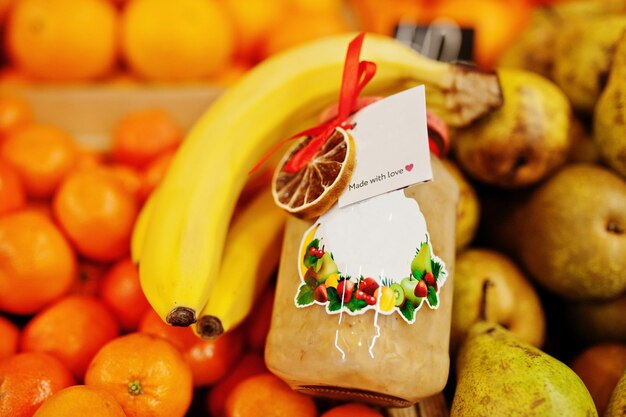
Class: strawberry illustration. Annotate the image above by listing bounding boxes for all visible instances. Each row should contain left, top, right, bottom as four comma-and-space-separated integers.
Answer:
359, 277, 379, 295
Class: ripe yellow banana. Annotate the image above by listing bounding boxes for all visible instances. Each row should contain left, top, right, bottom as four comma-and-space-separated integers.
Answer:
136, 32, 502, 327
194, 190, 285, 338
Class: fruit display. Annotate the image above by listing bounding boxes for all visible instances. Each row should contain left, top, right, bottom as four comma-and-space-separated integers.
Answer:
0, 0, 626, 416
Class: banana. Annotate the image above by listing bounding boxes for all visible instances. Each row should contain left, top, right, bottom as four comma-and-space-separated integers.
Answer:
136, 32, 502, 327
194, 190, 285, 339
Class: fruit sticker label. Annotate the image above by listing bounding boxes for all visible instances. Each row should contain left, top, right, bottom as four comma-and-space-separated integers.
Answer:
294, 190, 447, 323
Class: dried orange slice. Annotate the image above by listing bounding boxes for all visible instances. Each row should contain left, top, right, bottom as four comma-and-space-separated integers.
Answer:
272, 127, 355, 219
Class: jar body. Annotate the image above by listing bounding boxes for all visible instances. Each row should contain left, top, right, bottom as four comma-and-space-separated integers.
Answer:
265, 156, 459, 407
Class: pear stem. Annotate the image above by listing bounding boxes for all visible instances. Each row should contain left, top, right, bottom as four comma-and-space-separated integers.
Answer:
479, 279, 494, 322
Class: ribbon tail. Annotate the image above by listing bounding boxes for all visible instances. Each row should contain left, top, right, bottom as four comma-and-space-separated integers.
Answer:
336, 33, 366, 121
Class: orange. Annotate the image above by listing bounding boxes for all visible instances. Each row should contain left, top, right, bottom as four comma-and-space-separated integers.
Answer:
108, 164, 142, 201
207, 352, 267, 416
245, 285, 275, 352
272, 127, 355, 219
76, 147, 107, 170
221, 0, 286, 61
33, 385, 126, 417
0, 315, 19, 358
225, 373, 317, 417
261, 12, 350, 58
85, 333, 193, 417
0, 0, 14, 22
347, 0, 425, 35
111, 108, 182, 169
0, 95, 32, 140
0, 352, 75, 417
138, 308, 244, 387
0, 158, 26, 216
138, 148, 175, 201
212, 60, 252, 87
21, 295, 120, 381
53, 168, 138, 262
321, 403, 385, 417
0, 67, 33, 87
1, 123, 78, 198
121, 0, 234, 81
70, 260, 107, 296
99, 258, 150, 332
0, 210, 76, 315
5, 0, 118, 81
427, 0, 531, 69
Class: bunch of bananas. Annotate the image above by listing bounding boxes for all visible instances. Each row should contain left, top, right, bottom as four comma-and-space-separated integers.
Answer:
131, 33, 502, 336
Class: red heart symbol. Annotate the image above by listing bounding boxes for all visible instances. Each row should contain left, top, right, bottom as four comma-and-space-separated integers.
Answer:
405, 163, 414, 172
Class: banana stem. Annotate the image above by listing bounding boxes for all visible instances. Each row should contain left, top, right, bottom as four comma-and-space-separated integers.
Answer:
196, 315, 224, 339
166, 306, 197, 327
423, 65, 503, 127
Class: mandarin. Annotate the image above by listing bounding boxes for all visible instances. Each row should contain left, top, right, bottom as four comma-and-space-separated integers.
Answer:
21, 295, 120, 381
0, 315, 19, 358
0, 158, 26, 216
138, 148, 175, 201
85, 333, 193, 417
33, 385, 126, 417
0, 352, 75, 417
121, 0, 234, 81
207, 352, 268, 416
1, 124, 78, 198
321, 403, 385, 417
225, 373, 317, 417
138, 308, 244, 387
0, 95, 32, 140
70, 260, 107, 296
5, 0, 118, 81
221, 0, 286, 61
0, 210, 75, 315
100, 258, 150, 332
111, 108, 182, 169
53, 168, 138, 262
261, 12, 350, 58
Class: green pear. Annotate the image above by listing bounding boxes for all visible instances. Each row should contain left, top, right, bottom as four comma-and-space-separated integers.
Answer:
605, 369, 626, 417
552, 15, 626, 113
455, 68, 571, 188
451, 249, 545, 351
451, 322, 597, 417
482, 164, 626, 300
441, 160, 480, 250
498, 7, 558, 78
595, 31, 626, 178
410, 241, 431, 279
314, 252, 338, 283
499, 0, 626, 79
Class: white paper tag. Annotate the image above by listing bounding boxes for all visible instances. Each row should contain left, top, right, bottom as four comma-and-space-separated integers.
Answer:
338, 86, 433, 208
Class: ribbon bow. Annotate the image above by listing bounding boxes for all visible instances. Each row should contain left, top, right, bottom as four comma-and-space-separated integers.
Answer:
250, 32, 376, 174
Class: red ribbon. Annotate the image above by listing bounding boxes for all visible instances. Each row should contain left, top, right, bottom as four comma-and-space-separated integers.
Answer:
249, 32, 376, 174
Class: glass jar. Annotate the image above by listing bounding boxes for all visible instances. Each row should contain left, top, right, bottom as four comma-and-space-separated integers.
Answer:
265, 156, 459, 407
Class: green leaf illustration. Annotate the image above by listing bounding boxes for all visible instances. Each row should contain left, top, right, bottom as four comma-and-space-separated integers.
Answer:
427, 286, 439, 308
400, 301, 416, 322
296, 284, 314, 306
